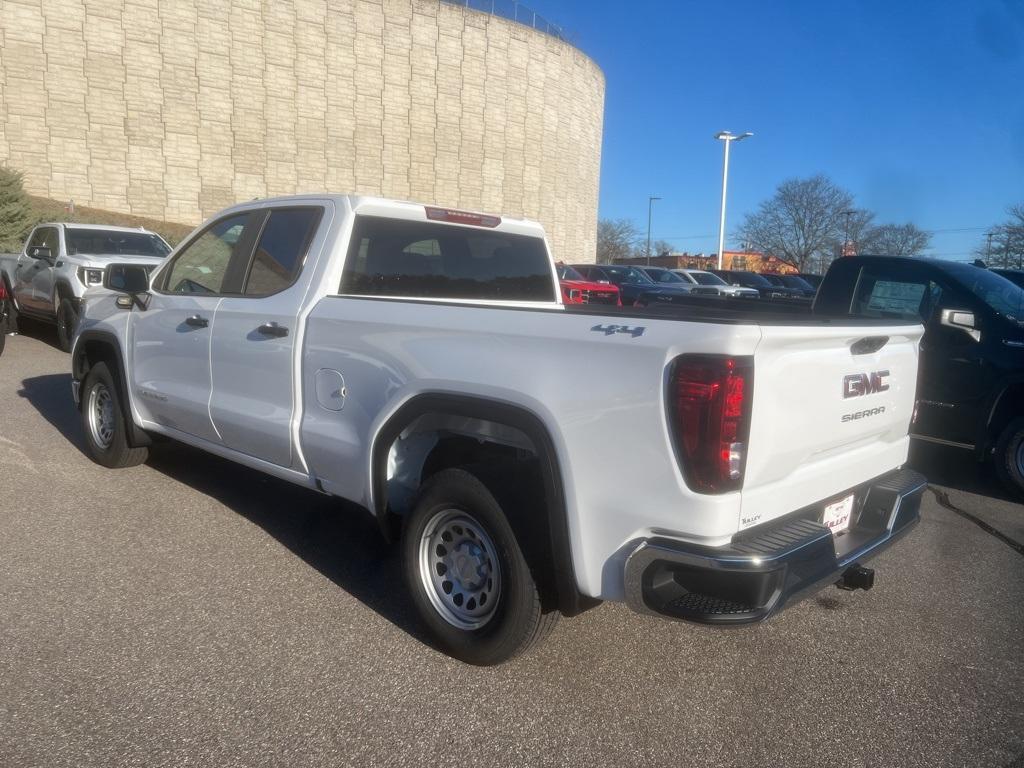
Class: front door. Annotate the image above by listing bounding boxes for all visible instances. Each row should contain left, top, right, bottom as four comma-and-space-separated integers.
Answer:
15, 226, 59, 313
129, 211, 259, 444
917, 283, 991, 445
209, 206, 324, 468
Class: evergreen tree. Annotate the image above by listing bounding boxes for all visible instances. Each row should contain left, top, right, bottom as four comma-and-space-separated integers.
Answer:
0, 166, 34, 252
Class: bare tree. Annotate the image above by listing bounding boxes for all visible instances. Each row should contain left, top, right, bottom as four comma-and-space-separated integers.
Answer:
861, 223, 931, 257
651, 239, 675, 259
597, 218, 640, 264
736, 175, 856, 272
977, 204, 1024, 268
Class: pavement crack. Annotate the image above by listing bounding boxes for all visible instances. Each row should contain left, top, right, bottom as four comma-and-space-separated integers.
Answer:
928, 486, 1024, 557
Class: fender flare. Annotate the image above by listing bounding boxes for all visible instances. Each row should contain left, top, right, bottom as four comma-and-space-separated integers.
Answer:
371, 392, 597, 617
74, 329, 150, 448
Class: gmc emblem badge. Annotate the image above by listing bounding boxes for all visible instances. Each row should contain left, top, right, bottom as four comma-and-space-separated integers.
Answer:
843, 370, 890, 398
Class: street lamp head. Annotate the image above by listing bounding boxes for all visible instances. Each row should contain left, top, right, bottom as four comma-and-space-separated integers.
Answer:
649, 196, 661, 202
716, 131, 753, 142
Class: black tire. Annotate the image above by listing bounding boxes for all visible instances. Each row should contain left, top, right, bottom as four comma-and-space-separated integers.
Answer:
0, 321, 5, 357
994, 417, 1024, 497
402, 467, 558, 665
56, 296, 78, 353
80, 361, 148, 468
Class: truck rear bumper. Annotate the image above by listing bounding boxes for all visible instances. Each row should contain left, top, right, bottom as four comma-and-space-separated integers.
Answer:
624, 468, 926, 624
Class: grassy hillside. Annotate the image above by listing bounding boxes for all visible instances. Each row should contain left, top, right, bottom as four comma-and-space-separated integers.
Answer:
26, 196, 195, 246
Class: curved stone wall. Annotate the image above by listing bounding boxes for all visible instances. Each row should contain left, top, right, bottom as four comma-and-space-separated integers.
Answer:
0, 0, 605, 260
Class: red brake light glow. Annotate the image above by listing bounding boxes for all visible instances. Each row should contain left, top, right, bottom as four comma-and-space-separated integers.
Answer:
425, 206, 501, 228
668, 355, 753, 493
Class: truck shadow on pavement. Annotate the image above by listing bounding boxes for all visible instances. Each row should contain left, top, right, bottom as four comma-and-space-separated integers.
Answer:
18, 372, 430, 648
10, 317, 63, 352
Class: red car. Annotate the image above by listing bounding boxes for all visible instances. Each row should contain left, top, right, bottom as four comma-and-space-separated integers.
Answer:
556, 264, 621, 306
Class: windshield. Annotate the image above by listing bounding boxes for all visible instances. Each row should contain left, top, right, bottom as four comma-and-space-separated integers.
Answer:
782, 275, 815, 291
690, 271, 727, 286
735, 271, 773, 288
650, 269, 685, 284
602, 266, 653, 284
558, 265, 584, 281
67, 229, 171, 258
949, 264, 1024, 322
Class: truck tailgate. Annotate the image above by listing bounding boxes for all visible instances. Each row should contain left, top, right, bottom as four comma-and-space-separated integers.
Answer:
739, 322, 923, 530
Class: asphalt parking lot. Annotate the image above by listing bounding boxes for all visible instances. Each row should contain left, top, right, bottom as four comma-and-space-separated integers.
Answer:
1, 324, 1022, 768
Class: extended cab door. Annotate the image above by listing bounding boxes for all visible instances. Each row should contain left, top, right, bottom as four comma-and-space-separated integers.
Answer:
209, 205, 326, 468
129, 211, 261, 443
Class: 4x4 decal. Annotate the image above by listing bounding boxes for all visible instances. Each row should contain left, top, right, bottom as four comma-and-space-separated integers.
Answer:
591, 323, 645, 338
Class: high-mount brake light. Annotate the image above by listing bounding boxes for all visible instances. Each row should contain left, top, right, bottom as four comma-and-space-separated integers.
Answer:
424, 206, 501, 228
668, 355, 753, 493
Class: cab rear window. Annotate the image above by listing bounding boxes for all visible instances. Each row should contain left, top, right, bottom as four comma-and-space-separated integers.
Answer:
340, 216, 556, 302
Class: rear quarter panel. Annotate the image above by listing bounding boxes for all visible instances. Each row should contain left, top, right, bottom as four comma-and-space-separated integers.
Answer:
300, 298, 761, 600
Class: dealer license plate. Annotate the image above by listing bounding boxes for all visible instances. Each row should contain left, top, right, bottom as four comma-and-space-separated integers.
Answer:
822, 494, 854, 534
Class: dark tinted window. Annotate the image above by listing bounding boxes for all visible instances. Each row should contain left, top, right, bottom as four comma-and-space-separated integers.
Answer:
734, 271, 773, 288
244, 207, 321, 296
600, 266, 653, 284
66, 229, 170, 257
781, 275, 815, 291
340, 216, 556, 302
558, 265, 584, 280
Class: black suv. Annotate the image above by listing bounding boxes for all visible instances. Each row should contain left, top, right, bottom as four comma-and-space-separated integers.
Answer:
817, 256, 1024, 495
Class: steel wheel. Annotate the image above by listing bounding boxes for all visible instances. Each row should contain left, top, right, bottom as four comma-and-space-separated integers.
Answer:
418, 508, 501, 629
87, 382, 116, 450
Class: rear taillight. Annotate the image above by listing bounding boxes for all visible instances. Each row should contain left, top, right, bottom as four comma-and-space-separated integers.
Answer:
668, 355, 753, 493
0, 280, 7, 300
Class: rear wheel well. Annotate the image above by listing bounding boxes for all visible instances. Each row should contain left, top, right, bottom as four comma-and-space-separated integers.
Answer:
373, 396, 596, 617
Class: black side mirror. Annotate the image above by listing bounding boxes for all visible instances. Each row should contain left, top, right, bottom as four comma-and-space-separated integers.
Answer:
104, 264, 152, 312
28, 245, 52, 261
105, 263, 150, 293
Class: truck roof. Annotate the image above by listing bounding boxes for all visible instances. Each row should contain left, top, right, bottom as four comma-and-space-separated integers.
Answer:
36, 222, 159, 235
213, 194, 549, 240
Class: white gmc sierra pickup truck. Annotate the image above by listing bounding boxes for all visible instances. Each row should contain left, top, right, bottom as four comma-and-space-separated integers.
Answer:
72, 195, 927, 664
0, 222, 171, 351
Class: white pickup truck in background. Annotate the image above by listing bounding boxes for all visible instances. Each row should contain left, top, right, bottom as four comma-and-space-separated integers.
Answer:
71, 195, 926, 664
0, 222, 170, 351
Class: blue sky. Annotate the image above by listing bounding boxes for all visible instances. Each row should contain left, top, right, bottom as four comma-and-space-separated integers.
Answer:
524, 0, 1024, 261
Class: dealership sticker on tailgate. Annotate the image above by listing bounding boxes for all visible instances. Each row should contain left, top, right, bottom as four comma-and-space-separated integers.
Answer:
822, 494, 854, 534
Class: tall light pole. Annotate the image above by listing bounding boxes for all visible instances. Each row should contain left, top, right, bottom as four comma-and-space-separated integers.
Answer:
646, 196, 661, 266
715, 131, 752, 269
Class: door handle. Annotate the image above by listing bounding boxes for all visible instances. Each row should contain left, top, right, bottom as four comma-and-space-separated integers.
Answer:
185, 314, 208, 328
257, 322, 289, 338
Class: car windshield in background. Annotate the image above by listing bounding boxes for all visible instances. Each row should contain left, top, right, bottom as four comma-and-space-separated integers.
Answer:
690, 271, 727, 286
949, 264, 1024, 322
736, 272, 773, 288
603, 266, 653, 283
651, 270, 685, 283
67, 229, 171, 257
781, 275, 815, 291
558, 265, 584, 281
